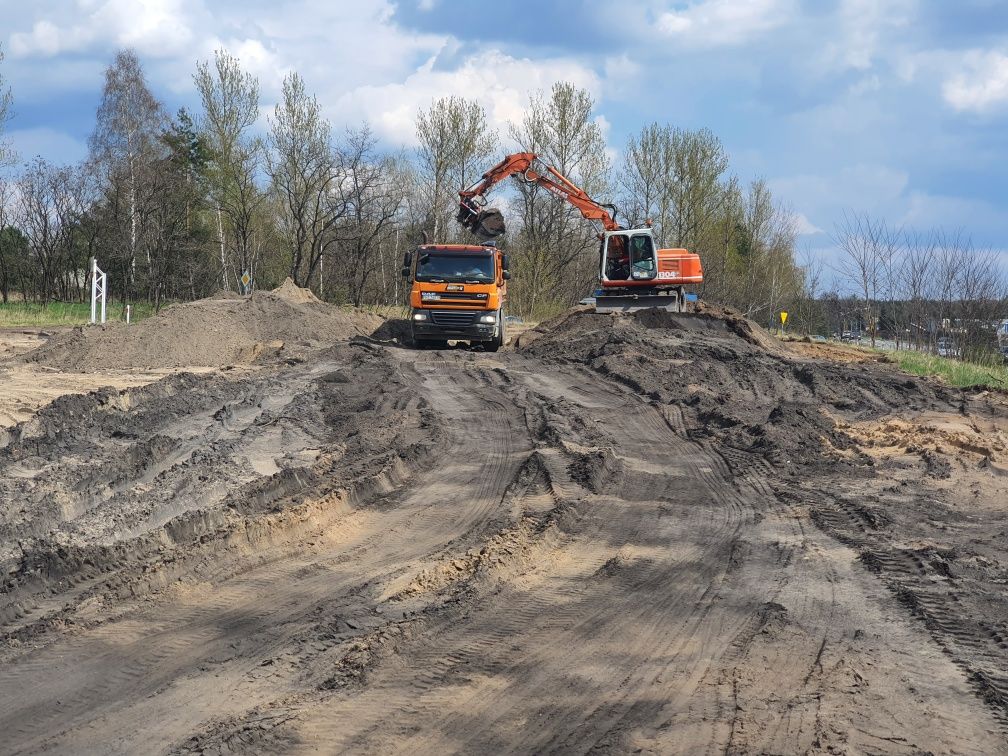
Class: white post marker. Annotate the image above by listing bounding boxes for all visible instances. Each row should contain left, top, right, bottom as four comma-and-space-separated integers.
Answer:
90, 257, 108, 325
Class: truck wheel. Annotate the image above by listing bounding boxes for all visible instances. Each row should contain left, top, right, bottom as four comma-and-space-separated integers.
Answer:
484, 310, 504, 352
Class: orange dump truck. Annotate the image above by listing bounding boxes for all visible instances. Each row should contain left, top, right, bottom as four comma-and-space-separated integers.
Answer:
401, 243, 510, 351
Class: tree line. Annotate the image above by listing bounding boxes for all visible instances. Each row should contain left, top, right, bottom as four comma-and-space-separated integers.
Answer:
821, 212, 1006, 361
0, 46, 810, 321
2, 45, 1002, 355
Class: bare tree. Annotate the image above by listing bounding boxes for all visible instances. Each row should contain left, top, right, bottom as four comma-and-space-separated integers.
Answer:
15, 159, 75, 303
957, 246, 1005, 361
619, 123, 665, 228
901, 228, 936, 349
416, 96, 497, 239
328, 126, 407, 306
933, 229, 969, 344
729, 179, 800, 322
0, 44, 15, 170
832, 211, 888, 347
0, 43, 19, 300
195, 49, 264, 290
796, 248, 824, 335
508, 82, 609, 315
267, 71, 345, 289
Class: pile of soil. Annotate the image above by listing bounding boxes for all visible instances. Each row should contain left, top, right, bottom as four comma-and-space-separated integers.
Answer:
26, 279, 384, 370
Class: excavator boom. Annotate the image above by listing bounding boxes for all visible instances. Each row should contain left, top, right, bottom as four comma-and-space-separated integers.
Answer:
458, 153, 621, 238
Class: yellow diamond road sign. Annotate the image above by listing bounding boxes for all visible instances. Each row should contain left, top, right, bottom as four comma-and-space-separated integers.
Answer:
780, 311, 788, 325
241, 271, 251, 288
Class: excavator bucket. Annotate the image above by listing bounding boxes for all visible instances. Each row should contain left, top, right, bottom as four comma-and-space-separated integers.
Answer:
457, 206, 506, 242
473, 209, 506, 241
594, 290, 687, 315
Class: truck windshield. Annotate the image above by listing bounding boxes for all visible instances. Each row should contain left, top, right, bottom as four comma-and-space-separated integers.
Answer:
416, 253, 495, 283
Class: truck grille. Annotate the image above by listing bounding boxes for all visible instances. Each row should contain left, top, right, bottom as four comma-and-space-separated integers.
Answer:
430, 310, 478, 327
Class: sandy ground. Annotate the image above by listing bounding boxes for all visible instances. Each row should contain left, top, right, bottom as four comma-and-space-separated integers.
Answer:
1, 298, 1007, 754
0, 328, 200, 429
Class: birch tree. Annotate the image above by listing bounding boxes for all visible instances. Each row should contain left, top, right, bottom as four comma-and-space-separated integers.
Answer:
88, 50, 165, 299
416, 96, 497, 239
195, 49, 264, 290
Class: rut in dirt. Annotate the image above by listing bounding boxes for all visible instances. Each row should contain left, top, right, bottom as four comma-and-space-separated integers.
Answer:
0, 306, 1006, 754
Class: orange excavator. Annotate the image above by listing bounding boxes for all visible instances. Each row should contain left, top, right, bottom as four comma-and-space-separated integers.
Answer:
457, 152, 703, 313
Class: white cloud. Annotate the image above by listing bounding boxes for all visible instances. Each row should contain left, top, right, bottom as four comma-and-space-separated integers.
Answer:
942, 49, 1008, 113
9, 0, 204, 59
2, 0, 452, 130
793, 212, 823, 236
820, 0, 915, 72
655, 0, 793, 46
334, 49, 601, 146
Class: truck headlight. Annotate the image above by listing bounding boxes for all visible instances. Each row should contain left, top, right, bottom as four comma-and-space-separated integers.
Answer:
413, 311, 428, 321
479, 313, 497, 324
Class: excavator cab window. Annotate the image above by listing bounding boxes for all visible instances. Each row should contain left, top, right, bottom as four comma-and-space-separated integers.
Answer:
603, 235, 630, 281
629, 234, 656, 280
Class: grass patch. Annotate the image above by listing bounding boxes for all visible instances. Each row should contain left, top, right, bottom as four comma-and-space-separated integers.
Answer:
0, 301, 158, 327
895, 350, 1008, 390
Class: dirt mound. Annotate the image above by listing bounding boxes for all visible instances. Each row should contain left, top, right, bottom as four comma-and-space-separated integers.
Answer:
269, 277, 322, 305
27, 279, 384, 371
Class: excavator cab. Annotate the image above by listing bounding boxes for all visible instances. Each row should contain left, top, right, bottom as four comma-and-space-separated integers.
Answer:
601, 230, 657, 283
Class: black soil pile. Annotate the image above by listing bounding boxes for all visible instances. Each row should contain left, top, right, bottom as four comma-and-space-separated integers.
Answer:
519, 307, 965, 469
27, 279, 385, 370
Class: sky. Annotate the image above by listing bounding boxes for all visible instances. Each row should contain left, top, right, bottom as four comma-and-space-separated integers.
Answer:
1, 0, 1007, 289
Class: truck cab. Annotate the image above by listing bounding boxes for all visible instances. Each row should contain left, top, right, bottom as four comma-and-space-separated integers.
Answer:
402, 243, 510, 351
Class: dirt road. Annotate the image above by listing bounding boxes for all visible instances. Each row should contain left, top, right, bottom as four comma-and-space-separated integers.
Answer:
1, 306, 1007, 754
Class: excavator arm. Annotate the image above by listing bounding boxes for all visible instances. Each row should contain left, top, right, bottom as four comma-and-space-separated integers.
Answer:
457, 152, 622, 239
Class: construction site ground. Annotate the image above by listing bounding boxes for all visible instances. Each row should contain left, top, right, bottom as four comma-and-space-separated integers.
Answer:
1, 282, 1007, 754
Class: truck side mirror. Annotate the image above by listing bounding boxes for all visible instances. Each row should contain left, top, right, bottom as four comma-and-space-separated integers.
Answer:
503, 270, 512, 281
402, 251, 411, 268
501, 254, 510, 271
400, 267, 409, 279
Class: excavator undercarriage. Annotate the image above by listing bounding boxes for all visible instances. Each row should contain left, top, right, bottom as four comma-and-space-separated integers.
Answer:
593, 288, 689, 314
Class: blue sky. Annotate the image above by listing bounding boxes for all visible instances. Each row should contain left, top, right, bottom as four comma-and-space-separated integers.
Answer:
2, 0, 1007, 287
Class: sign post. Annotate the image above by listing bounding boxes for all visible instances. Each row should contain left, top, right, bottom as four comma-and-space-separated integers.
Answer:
90, 257, 107, 325
779, 310, 788, 336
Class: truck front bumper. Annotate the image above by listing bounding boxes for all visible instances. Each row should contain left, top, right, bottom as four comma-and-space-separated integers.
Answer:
411, 309, 498, 342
